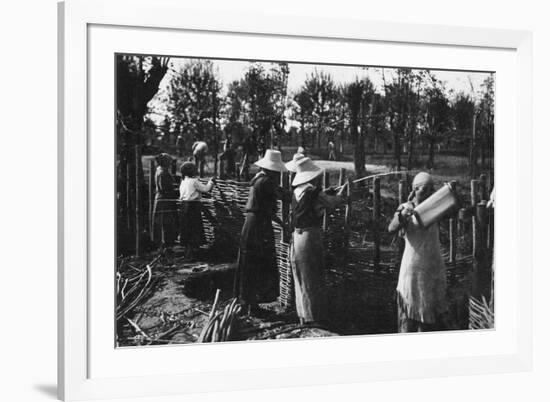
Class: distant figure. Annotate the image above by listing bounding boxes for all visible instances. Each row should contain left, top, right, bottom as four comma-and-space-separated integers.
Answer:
388, 172, 448, 332
297, 146, 306, 156
234, 150, 287, 314
219, 137, 236, 179
152, 153, 178, 250
285, 152, 306, 173
240, 135, 257, 180
257, 137, 267, 161
179, 162, 215, 260
176, 134, 184, 157
327, 140, 336, 161
192, 140, 208, 177
272, 133, 281, 151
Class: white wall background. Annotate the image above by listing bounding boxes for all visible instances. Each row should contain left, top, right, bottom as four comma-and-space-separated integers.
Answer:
0, 0, 546, 401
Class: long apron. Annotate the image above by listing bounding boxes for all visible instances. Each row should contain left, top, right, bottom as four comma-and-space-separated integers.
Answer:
290, 226, 326, 322
396, 214, 447, 325
234, 212, 279, 304
152, 198, 177, 247
179, 201, 206, 247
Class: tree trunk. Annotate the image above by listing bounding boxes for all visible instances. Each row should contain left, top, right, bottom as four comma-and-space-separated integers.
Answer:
391, 117, 402, 171
427, 136, 436, 169
213, 89, 219, 176
354, 101, 367, 179
116, 56, 169, 251
300, 113, 306, 148
480, 126, 486, 170
407, 122, 415, 171
354, 126, 366, 179
470, 113, 477, 178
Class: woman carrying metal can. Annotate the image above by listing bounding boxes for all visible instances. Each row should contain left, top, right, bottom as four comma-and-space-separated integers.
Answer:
388, 172, 449, 332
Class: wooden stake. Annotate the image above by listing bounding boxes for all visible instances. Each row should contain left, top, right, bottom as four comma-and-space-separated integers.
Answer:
344, 177, 352, 243
322, 170, 329, 232
373, 176, 381, 270
476, 201, 488, 299
449, 180, 457, 263
135, 146, 141, 257
148, 159, 155, 240
395, 179, 407, 263
171, 158, 177, 177
126, 155, 132, 232
338, 168, 345, 187
471, 179, 480, 298
479, 173, 487, 201
235, 162, 241, 181
398, 179, 406, 204
281, 171, 290, 243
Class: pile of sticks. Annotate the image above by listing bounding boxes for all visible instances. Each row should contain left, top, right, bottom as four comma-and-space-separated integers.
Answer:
116, 253, 162, 320
125, 316, 189, 346
468, 295, 494, 330
198, 290, 243, 343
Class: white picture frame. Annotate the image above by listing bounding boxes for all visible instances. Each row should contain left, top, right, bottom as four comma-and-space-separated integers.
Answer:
58, 0, 533, 400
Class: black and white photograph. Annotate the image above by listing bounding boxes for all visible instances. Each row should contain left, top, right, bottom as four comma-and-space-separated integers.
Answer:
115, 54, 495, 347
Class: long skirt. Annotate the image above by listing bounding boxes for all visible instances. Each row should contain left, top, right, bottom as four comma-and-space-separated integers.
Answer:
290, 227, 326, 323
396, 293, 446, 333
152, 199, 177, 247
234, 213, 279, 305
179, 201, 206, 248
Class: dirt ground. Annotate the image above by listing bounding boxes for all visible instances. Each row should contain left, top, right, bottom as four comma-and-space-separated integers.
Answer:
117, 249, 337, 346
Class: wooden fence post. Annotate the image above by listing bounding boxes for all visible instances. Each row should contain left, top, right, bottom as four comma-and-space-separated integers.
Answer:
339, 168, 345, 187
398, 179, 406, 204
449, 180, 458, 263
135, 146, 141, 257
458, 207, 467, 236
171, 158, 177, 177
235, 162, 241, 181
476, 201, 489, 299
487, 206, 494, 251
148, 159, 155, 240
322, 170, 330, 232
396, 179, 407, 262
281, 171, 290, 243
344, 177, 352, 244
126, 156, 132, 232
119, 155, 128, 232
479, 173, 487, 201
373, 176, 381, 270
471, 179, 480, 298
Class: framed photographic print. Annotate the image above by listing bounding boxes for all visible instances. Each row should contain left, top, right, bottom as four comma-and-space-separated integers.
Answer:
58, 0, 533, 400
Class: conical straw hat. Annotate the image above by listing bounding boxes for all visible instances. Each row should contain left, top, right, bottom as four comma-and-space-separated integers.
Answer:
254, 149, 287, 172
285, 153, 306, 172
292, 157, 323, 186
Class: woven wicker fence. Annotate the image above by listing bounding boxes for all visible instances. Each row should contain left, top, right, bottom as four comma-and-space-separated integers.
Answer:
139, 158, 492, 331
196, 177, 348, 310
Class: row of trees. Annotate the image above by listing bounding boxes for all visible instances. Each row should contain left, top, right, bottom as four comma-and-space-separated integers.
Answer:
115, 56, 493, 252
291, 68, 494, 176
117, 56, 494, 181
151, 61, 290, 155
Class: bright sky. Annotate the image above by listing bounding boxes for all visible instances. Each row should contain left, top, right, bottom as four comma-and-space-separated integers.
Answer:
165, 57, 493, 98
149, 57, 493, 127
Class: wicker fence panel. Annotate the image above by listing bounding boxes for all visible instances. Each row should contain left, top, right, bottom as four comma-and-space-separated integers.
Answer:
196, 179, 296, 309
195, 178, 350, 311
